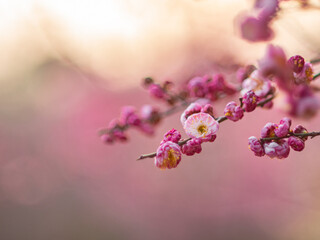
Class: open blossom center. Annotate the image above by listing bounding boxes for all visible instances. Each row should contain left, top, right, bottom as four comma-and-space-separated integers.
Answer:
197, 125, 208, 135
184, 112, 219, 139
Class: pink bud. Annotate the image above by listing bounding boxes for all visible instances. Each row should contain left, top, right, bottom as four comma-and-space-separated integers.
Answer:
288, 136, 305, 152
120, 106, 141, 126
201, 104, 214, 116
224, 101, 244, 122
148, 84, 165, 99
181, 138, 202, 156
100, 134, 114, 144
287, 55, 305, 73
155, 141, 182, 169
264, 139, 290, 159
293, 125, 308, 141
248, 136, 265, 157
163, 129, 181, 143
243, 90, 259, 112
187, 76, 207, 98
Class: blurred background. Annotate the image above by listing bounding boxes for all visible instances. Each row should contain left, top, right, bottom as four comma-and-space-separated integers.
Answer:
1, 0, 320, 239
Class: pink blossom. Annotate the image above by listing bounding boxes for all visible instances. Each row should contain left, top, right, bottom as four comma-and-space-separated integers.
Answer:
100, 134, 114, 144
148, 84, 166, 99
243, 90, 259, 112
261, 122, 277, 138
264, 140, 290, 159
258, 44, 287, 78
120, 106, 141, 126
287, 86, 319, 118
248, 136, 265, 157
287, 55, 305, 74
163, 129, 181, 143
183, 113, 219, 141
293, 124, 308, 141
236, 65, 256, 83
187, 76, 207, 98
294, 62, 314, 84
239, 15, 273, 42
241, 70, 272, 97
288, 136, 305, 152
140, 105, 161, 125
224, 101, 244, 122
180, 102, 202, 125
201, 104, 214, 116
181, 138, 202, 156
254, 0, 279, 19
113, 130, 128, 142
155, 141, 182, 169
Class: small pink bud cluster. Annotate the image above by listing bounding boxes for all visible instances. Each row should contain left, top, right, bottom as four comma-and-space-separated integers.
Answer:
248, 118, 309, 159
238, 0, 279, 42
101, 105, 161, 144
143, 78, 181, 105
187, 74, 236, 101
224, 101, 244, 122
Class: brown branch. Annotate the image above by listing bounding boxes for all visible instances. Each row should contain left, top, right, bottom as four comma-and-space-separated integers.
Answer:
260, 131, 320, 142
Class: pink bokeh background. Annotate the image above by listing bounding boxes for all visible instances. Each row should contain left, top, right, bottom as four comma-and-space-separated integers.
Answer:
1, 0, 320, 239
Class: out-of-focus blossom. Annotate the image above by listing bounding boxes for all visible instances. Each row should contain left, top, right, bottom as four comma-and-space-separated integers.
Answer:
239, 15, 273, 42
254, 0, 279, 19
162, 129, 181, 143
241, 70, 272, 97
183, 113, 219, 141
181, 138, 202, 156
264, 139, 290, 159
248, 136, 265, 157
258, 44, 287, 78
243, 90, 259, 112
187, 76, 208, 98
100, 134, 114, 144
155, 141, 182, 169
148, 84, 166, 99
287, 85, 319, 118
224, 101, 244, 122
288, 136, 305, 151
236, 65, 256, 83
113, 130, 128, 142
120, 106, 141, 126
140, 105, 161, 125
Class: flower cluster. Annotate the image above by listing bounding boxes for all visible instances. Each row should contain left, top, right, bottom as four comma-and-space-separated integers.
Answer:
248, 117, 312, 159
99, 43, 320, 170
100, 105, 161, 144
154, 103, 220, 169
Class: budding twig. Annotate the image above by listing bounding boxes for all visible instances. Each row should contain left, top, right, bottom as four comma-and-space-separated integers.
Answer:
137, 94, 276, 160
260, 131, 320, 142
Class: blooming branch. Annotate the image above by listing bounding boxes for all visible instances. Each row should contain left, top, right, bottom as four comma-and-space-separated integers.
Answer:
137, 94, 275, 160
